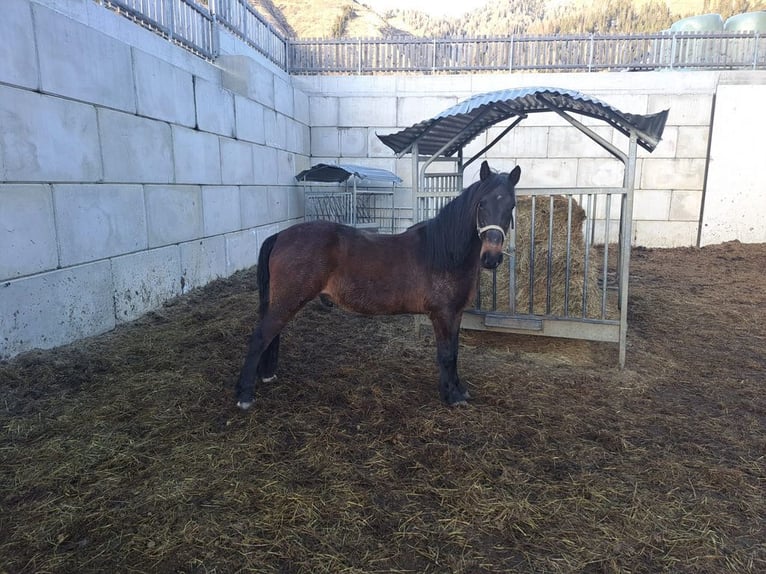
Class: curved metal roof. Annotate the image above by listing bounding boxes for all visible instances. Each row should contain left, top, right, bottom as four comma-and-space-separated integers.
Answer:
295, 163, 402, 184
377, 87, 669, 157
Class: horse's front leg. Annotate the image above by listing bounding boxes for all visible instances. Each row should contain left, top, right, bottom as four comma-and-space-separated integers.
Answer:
430, 310, 470, 406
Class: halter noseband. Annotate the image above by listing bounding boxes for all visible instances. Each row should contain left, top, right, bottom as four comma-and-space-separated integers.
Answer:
476, 210, 507, 244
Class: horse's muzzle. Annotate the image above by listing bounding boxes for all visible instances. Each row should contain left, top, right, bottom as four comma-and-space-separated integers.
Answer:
481, 250, 504, 269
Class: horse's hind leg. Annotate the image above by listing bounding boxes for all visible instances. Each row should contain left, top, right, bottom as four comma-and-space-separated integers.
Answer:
235, 314, 286, 410
257, 335, 280, 383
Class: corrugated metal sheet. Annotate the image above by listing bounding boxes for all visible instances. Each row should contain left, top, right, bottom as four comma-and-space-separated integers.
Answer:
295, 163, 402, 184
377, 87, 669, 157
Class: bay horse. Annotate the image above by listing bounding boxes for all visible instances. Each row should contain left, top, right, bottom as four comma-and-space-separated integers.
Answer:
235, 160, 521, 409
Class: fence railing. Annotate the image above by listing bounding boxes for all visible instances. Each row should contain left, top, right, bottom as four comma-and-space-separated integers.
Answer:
101, 0, 217, 58
289, 32, 765, 74
95, 1, 765, 74
213, 0, 288, 68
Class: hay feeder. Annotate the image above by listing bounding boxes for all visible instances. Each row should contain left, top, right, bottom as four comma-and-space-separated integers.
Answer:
378, 87, 668, 366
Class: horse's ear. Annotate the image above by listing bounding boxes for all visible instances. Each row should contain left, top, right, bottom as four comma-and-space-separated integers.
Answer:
508, 165, 521, 187
480, 160, 491, 181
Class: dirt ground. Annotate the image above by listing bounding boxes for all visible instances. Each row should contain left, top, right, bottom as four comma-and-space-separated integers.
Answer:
1, 241, 764, 573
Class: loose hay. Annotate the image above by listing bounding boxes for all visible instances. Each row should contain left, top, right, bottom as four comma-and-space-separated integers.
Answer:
1, 242, 765, 573
479, 195, 615, 319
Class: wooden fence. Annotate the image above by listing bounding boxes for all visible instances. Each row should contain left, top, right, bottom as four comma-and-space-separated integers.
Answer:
94, 1, 765, 74
288, 32, 766, 74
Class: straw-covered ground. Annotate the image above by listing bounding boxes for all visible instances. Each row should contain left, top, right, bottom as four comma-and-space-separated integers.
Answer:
1, 241, 764, 573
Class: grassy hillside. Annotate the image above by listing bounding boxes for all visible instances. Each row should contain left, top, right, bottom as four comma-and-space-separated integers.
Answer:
250, 0, 766, 38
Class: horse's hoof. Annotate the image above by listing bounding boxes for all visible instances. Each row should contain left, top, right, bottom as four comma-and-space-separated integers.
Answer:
449, 400, 469, 407
236, 400, 254, 410
261, 375, 277, 383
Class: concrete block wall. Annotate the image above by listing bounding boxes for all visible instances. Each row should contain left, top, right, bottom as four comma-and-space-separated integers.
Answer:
0, 0, 310, 359
294, 70, 766, 246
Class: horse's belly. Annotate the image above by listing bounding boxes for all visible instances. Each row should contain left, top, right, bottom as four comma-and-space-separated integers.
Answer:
321, 275, 423, 315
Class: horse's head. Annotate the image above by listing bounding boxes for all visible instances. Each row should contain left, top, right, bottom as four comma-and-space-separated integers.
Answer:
476, 160, 521, 270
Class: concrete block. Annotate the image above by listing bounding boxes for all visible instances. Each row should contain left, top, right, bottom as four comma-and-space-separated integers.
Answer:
180, 235, 227, 293
638, 125, 678, 159
195, 77, 235, 137
0, 262, 115, 359
293, 88, 310, 125
273, 75, 294, 117
172, 126, 222, 185
234, 96, 265, 144
648, 94, 712, 126
310, 96, 339, 126
112, 245, 182, 322
202, 186, 241, 236
220, 138, 255, 185
240, 186, 271, 228
632, 189, 672, 221
340, 128, 368, 157
634, 220, 699, 247
54, 184, 147, 266
252, 145, 279, 185
1, 0, 38, 89
486, 126, 549, 159
311, 128, 341, 157
548, 126, 615, 158
0, 185, 57, 280
286, 186, 304, 219
225, 229, 260, 274
34, 4, 135, 112
516, 158, 578, 188
369, 128, 397, 157
576, 158, 625, 187
144, 185, 203, 247
276, 151, 297, 185
268, 187, 290, 222
669, 190, 703, 221
397, 96, 456, 127
0, 86, 101, 182
641, 158, 706, 191
292, 122, 311, 156
99, 108, 173, 183
339, 97, 397, 127
675, 126, 710, 159
133, 48, 195, 127
217, 55, 275, 109
264, 110, 287, 149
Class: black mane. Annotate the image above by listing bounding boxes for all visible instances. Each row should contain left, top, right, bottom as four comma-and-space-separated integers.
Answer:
421, 171, 507, 272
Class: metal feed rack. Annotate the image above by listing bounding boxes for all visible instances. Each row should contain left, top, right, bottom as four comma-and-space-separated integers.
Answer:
378, 87, 668, 367
296, 163, 401, 234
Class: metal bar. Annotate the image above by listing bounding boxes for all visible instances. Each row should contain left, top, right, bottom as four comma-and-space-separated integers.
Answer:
509, 215, 517, 315
528, 195, 536, 314
535, 94, 630, 162
546, 195, 554, 314
462, 311, 621, 343
464, 116, 525, 170
618, 134, 639, 368
582, 193, 594, 317
564, 195, 573, 317
602, 194, 611, 319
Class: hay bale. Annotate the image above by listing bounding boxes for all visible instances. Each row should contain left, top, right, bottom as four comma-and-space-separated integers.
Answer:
479, 195, 612, 319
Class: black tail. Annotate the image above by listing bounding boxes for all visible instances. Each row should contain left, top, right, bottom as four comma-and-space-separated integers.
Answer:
256, 233, 280, 380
